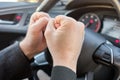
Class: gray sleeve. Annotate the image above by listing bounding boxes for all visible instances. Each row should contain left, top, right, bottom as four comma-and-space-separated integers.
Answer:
51, 66, 76, 80
0, 42, 32, 80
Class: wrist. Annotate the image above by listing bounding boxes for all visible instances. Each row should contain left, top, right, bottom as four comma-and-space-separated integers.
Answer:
53, 59, 77, 73
19, 41, 35, 60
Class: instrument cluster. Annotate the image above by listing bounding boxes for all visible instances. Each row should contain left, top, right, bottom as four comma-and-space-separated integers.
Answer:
79, 13, 101, 32
78, 12, 120, 46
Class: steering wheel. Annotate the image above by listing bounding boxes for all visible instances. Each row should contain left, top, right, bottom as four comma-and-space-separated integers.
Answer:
30, 0, 120, 80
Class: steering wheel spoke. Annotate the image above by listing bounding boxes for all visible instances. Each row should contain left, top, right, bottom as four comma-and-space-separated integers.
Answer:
34, 51, 49, 66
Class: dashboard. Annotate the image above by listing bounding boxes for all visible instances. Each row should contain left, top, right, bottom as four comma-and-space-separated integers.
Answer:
66, 5, 120, 47
78, 12, 120, 40
102, 16, 120, 39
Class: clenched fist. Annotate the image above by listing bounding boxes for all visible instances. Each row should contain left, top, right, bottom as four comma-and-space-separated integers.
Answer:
20, 12, 50, 59
45, 15, 85, 72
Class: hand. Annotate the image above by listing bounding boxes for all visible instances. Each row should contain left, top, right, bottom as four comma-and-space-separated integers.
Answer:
20, 12, 50, 59
45, 15, 85, 72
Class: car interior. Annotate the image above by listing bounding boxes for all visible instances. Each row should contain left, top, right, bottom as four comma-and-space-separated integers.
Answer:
0, 0, 120, 80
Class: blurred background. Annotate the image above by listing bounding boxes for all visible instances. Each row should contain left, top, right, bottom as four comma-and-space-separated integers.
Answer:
0, 0, 42, 2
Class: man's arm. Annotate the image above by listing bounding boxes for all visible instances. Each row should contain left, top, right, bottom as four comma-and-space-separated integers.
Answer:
0, 12, 49, 80
51, 66, 76, 80
45, 15, 85, 80
0, 42, 32, 80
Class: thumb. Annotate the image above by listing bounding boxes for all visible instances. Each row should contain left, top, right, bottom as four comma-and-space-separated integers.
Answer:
31, 17, 49, 32
45, 19, 55, 38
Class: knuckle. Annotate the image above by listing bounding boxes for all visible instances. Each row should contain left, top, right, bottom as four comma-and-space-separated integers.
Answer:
31, 12, 49, 18
65, 17, 77, 25
39, 12, 50, 17
55, 15, 77, 24
77, 22, 85, 29
31, 12, 38, 17
55, 15, 65, 23
55, 15, 65, 19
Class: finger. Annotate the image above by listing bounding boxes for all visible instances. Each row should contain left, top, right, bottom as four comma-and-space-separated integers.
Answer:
46, 19, 56, 32
55, 15, 76, 28
30, 12, 50, 25
31, 17, 49, 32
45, 19, 55, 38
